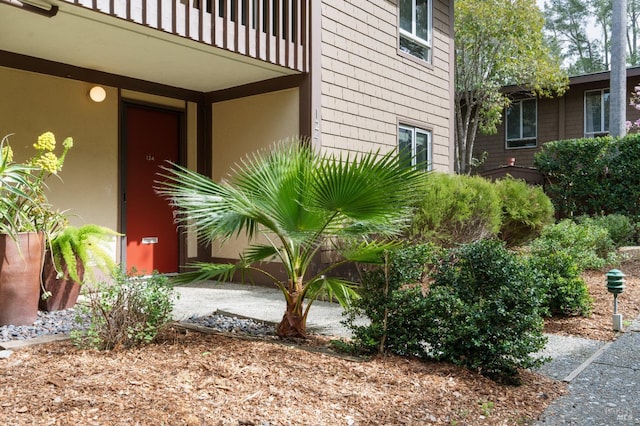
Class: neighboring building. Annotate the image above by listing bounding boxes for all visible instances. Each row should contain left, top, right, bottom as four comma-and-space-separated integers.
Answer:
474, 68, 640, 181
0, 0, 454, 275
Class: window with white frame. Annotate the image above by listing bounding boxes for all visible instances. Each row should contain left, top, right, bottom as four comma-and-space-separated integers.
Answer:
506, 98, 537, 148
399, 0, 432, 63
584, 89, 610, 137
399, 124, 431, 170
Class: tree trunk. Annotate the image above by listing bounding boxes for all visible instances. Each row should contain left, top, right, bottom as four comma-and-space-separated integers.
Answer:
611, 0, 627, 137
276, 292, 307, 338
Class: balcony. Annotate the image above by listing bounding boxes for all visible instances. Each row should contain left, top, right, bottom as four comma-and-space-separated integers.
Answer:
0, 0, 308, 92
66, 0, 308, 73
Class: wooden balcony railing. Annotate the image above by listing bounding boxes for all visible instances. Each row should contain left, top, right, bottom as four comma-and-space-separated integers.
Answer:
65, 0, 309, 72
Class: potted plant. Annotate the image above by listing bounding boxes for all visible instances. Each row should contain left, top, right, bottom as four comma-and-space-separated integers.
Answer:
0, 132, 72, 325
40, 224, 119, 311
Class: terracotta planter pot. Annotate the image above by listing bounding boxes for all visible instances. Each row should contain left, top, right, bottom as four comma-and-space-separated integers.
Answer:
39, 254, 84, 312
0, 232, 44, 326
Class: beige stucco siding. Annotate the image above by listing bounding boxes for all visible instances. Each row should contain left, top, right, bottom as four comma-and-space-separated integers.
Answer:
319, 0, 453, 171
0, 66, 119, 231
211, 88, 299, 260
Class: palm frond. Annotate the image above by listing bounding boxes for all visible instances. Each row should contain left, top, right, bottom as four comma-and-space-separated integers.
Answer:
337, 239, 402, 264
241, 244, 280, 264
303, 276, 360, 312
310, 149, 427, 236
169, 262, 240, 285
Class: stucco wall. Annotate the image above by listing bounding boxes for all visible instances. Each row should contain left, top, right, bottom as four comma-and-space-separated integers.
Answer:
211, 88, 299, 259
319, 0, 453, 171
0, 66, 119, 230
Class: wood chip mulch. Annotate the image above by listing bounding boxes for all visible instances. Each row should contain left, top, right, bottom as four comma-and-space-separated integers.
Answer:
0, 329, 564, 426
544, 255, 640, 341
5, 255, 640, 425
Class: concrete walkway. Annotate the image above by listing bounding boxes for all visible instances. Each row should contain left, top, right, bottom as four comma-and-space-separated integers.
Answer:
172, 281, 354, 336
534, 317, 640, 425
174, 281, 640, 425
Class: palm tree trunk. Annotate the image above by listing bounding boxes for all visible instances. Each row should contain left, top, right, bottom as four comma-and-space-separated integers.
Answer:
276, 291, 307, 338
611, 0, 627, 137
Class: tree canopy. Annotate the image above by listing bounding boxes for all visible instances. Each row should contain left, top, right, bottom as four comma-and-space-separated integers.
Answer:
542, 0, 640, 74
455, 0, 568, 174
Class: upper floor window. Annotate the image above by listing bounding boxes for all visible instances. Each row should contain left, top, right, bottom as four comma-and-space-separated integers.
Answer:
399, 124, 432, 170
506, 98, 537, 149
399, 0, 432, 63
585, 89, 610, 137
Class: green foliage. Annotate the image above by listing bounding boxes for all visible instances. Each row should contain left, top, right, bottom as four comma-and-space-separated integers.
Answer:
0, 133, 72, 241
542, 0, 606, 74
423, 240, 547, 383
343, 241, 547, 383
575, 214, 636, 247
408, 173, 555, 248
534, 134, 640, 219
454, 0, 568, 173
157, 139, 426, 338
529, 219, 618, 271
534, 136, 612, 217
495, 176, 555, 247
71, 269, 176, 350
342, 243, 442, 357
49, 224, 119, 283
407, 172, 502, 246
529, 252, 592, 317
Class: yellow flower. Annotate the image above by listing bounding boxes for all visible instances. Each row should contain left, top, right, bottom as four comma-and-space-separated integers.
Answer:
1, 145, 13, 163
62, 137, 73, 149
34, 132, 56, 152
34, 152, 60, 174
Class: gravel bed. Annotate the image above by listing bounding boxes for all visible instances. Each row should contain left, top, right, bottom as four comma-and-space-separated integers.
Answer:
0, 309, 89, 343
0, 309, 274, 344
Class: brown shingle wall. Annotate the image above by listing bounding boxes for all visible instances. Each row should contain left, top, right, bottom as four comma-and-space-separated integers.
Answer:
475, 75, 640, 172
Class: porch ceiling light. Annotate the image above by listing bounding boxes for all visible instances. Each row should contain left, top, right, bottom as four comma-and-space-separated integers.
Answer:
20, 0, 54, 10
89, 86, 107, 103
16, 0, 58, 16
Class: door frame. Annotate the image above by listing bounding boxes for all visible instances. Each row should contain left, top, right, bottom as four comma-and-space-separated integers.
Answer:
119, 100, 187, 273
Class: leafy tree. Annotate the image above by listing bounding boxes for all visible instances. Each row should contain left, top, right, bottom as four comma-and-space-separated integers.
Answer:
543, 0, 606, 74
157, 139, 425, 338
455, 0, 568, 174
542, 0, 640, 71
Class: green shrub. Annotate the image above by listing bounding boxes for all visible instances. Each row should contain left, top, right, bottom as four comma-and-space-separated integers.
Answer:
423, 240, 547, 383
534, 134, 640, 218
494, 176, 555, 247
529, 252, 592, 317
407, 172, 502, 246
72, 269, 176, 350
576, 214, 635, 247
342, 243, 442, 357
534, 136, 612, 217
529, 219, 618, 271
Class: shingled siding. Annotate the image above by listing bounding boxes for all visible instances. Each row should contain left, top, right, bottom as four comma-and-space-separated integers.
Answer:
319, 0, 453, 171
474, 71, 640, 172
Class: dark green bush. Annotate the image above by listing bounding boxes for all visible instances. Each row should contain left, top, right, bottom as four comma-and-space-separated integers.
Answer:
494, 176, 555, 247
72, 269, 176, 350
407, 172, 502, 246
423, 240, 547, 383
529, 219, 618, 271
343, 240, 548, 383
534, 134, 640, 218
529, 252, 592, 317
342, 243, 441, 357
575, 214, 636, 247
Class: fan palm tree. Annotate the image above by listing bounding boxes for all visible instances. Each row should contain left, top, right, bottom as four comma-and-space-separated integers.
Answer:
156, 139, 426, 338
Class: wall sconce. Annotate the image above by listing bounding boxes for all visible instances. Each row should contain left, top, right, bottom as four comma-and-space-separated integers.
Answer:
89, 86, 107, 103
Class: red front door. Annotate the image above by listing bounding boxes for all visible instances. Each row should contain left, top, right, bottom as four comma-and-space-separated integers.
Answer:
124, 105, 181, 274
